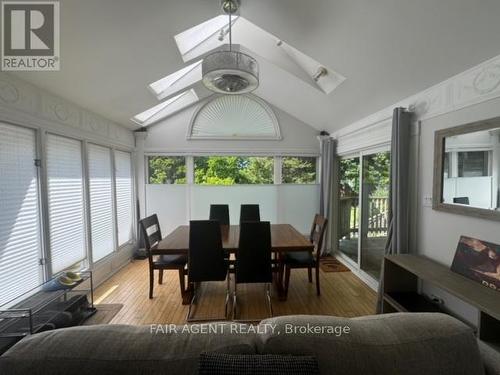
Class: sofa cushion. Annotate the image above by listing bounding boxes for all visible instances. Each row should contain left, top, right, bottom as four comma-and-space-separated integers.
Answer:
0, 323, 257, 375
478, 341, 500, 375
258, 313, 485, 375
198, 353, 319, 375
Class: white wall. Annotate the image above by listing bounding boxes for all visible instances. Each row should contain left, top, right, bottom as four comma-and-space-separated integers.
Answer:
333, 53, 500, 323
0, 72, 136, 288
417, 98, 500, 323
145, 184, 319, 236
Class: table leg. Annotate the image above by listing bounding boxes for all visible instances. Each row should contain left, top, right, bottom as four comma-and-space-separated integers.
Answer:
273, 251, 287, 301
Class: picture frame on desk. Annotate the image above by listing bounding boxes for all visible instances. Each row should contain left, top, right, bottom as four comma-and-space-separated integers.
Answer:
451, 236, 500, 292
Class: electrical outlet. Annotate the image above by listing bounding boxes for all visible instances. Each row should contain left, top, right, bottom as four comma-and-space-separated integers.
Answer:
423, 195, 433, 207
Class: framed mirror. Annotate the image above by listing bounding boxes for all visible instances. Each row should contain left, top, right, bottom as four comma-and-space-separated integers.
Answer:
433, 117, 500, 221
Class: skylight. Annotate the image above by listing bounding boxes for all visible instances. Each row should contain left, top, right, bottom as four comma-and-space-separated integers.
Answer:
174, 15, 239, 63
173, 15, 345, 95
132, 89, 199, 127
149, 60, 203, 101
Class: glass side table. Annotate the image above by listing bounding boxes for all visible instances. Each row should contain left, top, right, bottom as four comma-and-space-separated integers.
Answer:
0, 271, 96, 354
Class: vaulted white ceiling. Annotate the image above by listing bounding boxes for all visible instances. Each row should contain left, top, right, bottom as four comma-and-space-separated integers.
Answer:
12, 0, 500, 133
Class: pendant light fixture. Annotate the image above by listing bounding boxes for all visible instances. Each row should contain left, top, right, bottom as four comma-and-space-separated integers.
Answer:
202, 0, 259, 94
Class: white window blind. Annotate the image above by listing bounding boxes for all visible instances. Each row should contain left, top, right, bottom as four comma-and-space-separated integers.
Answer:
46, 134, 87, 273
0, 123, 42, 307
88, 144, 114, 261
114, 150, 133, 246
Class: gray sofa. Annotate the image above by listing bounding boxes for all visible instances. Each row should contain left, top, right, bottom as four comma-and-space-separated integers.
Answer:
0, 313, 499, 375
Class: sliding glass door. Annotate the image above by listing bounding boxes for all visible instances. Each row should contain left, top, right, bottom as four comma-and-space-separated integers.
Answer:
338, 157, 360, 263
337, 150, 390, 281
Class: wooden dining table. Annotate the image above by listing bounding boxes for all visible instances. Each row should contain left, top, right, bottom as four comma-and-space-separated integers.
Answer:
156, 224, 314, 303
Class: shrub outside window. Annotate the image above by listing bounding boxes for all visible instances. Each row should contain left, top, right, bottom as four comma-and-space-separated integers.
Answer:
148, 156, 186, 184
194, 156, 274, 185
282, 157, 317, 184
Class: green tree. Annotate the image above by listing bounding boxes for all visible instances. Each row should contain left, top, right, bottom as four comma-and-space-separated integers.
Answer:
194, 156, 273, 185
282, 157, 316, 184
148, 156, 186, 184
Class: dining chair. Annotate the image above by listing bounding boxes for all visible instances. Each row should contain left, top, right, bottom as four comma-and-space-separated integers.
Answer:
139, 214, 187, 299
233, 221, 273, 320
239, 204, 260, 223
283, 214, 328, 297
209, 204, 230, 225
187, 220, 230, 321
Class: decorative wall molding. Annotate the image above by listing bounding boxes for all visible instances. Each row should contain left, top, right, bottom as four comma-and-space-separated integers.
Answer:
334, 53, 500, 153
0, 73, 134, 148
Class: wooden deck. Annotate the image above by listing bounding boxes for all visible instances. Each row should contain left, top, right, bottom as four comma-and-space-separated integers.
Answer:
93, 259, 377, 324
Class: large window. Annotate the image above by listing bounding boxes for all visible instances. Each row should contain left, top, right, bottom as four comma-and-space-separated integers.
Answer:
46, 134, 87, 273
88, 144, 115, 262
148, 156, 186, 184
282, 156, 317, 184
0, 123, 42, 306
115, 150, 134, 246
0, 124, 135, 306
194, 156, 273, 185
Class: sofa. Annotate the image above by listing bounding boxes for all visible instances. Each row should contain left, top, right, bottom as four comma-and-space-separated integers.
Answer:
0, 313, 499, 375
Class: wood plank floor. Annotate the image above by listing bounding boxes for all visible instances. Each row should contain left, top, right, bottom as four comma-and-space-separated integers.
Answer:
93, 259, 377, 325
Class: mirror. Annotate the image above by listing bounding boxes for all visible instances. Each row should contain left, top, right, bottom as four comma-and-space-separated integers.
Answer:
433, 118, 500, 221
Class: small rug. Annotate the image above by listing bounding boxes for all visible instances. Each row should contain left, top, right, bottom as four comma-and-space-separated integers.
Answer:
320, 257, 350, 273
82, 304, 123, 325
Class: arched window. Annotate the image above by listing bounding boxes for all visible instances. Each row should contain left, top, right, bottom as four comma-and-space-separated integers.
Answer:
188, 94, 281, 140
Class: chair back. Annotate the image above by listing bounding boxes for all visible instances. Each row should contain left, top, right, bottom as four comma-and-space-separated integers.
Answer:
209, 204, 230, 225
236, 221, 272, 284
139, 214, 162, 260
309, 214, 328, 263
453, 197, 470, 205
239, 204, 260, 223
189, 220, 227, 283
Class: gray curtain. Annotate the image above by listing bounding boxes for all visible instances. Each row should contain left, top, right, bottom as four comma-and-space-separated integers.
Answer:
318, 136, 336, 255
376, 107, 412, 313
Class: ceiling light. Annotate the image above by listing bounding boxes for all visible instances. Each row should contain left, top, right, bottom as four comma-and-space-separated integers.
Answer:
201, 0, 259, 94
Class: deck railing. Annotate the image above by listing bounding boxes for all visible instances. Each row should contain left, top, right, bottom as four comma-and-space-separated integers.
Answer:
340, 196, 388, 238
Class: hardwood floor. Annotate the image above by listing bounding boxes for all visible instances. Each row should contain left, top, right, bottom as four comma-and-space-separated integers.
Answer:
93, 259, 377, 325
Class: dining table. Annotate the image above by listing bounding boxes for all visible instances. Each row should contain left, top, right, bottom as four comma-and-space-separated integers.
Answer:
155, 224, 314, 304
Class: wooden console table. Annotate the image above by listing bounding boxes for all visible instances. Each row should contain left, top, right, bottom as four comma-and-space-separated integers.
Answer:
382, 255, 500, 351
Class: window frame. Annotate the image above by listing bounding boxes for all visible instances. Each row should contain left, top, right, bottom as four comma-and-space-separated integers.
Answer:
145, 153, 320, 186
114, 149, 135, 247
0, 121, 45, 306
44, 132, 88, 275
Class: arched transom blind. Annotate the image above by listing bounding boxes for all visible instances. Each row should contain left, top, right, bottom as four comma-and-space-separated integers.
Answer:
189, 95, 280, 139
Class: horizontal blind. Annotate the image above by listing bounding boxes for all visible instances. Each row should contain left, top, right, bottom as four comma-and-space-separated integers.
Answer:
114, 150, 133, 246
0, 122, 42, 307
46, 134, 87, 273
88, 144, 114, 262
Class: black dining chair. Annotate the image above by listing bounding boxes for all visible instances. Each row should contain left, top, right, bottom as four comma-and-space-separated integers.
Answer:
209, 204, 230, 225
283, 214, 328, 297
187, 220, 230, 321
239, 204, 260, 223
453, 197, 470, 205
233, 221, 273, 320
139, 214, 187, 299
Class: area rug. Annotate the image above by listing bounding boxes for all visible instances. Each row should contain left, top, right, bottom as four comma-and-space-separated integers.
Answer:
320, 257, 350, 273
82, 304, 123, 325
